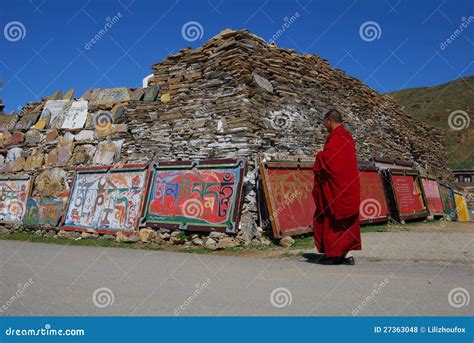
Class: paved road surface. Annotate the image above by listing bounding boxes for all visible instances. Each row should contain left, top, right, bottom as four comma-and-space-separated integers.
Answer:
0, 234, 472, 316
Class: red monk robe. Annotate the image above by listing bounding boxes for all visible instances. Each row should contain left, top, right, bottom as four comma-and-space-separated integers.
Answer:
312, 125, 361, 257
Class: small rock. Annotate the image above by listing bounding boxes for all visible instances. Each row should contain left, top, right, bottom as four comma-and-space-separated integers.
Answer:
192, 238, 204, 246
0, 227, 10, 234
152, 236, 164, 244
279, 236, 295, 247
205, 238, 217, 250
159, 232, 171, 240
116, 232, 139, 243
252, 71, 274, 93
139, 228, 157, 242
236, 230, 251, 244
124, 236, 140, 243
100, 234, 115, 240
81, 232, 92, 239
58, 230, 79, 239
169, 231, 184, 245
116, 232, 126, 242
209, 231, 223, 239
158, 228, 170, 234
44, 230, 56, 238
216, 237, 237, 249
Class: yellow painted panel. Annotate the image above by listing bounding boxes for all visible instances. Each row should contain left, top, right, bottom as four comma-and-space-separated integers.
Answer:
454, 193, 470, 222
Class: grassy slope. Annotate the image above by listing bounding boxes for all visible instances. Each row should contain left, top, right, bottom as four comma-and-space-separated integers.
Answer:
388, 76, 474, 169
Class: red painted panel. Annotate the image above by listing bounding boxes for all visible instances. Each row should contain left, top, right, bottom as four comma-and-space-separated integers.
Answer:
421, 178, 444, 215
260, 162, 315, 238
148, 170, 239, 225
359, 170, 389, 224
145, 159, 246, 233
392, 175, 425, 215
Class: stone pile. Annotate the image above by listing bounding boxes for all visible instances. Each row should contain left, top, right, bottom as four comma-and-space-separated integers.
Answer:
123, 28, 452, 232
126, 29, 450, 181
1, 224, 277, 248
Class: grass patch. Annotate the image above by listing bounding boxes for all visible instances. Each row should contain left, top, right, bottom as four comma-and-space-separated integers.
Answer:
388, 76, 474, 168
0, 231, 165, 251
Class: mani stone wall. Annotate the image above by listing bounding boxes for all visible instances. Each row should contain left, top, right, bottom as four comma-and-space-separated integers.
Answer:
0, 28, 452, 234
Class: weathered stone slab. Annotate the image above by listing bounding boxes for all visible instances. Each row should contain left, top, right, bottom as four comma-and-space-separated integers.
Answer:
143, 84, 159, 101
94, 88, 130, 105
15, 112, 40, 131
93, 141, 116, 165
24, 129, 42, 145
69, 144, 95, 165
74, 130, 96, 142
34, 168, 69, 198
62, 100, 88, 129
0, 114, 17, 131
25, 154, 44, 170
11, 132, 24, 145
63, 89, 75, 100
252, 72, 273, 93
41, 100, 69, 129
57, 141, 73, 165
6, 147, 23, 161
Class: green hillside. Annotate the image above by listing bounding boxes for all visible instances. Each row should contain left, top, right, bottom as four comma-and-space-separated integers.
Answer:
388, 76, 474, 169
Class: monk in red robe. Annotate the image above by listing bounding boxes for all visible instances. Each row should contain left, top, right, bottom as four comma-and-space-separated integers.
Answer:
311, 109, 361, 265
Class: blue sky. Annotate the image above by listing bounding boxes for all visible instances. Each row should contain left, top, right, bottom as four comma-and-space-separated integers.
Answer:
0, 0, 473, 112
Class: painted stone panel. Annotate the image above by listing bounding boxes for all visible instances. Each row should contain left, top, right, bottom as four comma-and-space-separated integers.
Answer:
145, 159, 246, 233
23, 197, 65, 226
0, 177, 31, 223
62, 165, 150, 234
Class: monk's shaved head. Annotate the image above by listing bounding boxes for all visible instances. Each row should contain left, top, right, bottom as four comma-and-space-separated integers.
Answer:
324, 109, 343, 123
